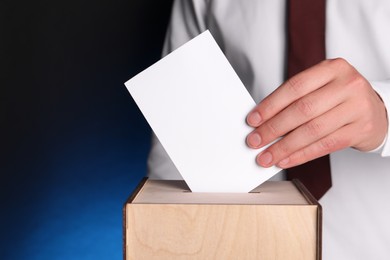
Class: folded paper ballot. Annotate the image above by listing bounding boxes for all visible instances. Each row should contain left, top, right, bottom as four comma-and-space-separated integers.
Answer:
125, 30, 281, 192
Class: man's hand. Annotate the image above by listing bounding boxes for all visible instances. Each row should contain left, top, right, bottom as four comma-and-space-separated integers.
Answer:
246, 58, 388, 168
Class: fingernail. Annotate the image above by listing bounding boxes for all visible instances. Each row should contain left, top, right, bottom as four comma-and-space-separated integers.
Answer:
247, 132, 262, 148
278, 158, 290, 167
257, 152, 273, 166
247, 111, 262, 126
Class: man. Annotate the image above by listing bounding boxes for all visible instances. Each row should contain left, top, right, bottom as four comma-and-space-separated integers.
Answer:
148, 1, 390, 258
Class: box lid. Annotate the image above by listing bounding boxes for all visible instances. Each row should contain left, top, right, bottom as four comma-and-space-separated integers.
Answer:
129, 179, 315, 205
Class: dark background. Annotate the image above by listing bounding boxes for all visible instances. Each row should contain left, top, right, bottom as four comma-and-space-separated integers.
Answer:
1, 0, 173, 259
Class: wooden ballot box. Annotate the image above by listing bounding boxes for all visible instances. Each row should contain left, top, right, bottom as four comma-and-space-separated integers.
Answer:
123, 178, 322, 260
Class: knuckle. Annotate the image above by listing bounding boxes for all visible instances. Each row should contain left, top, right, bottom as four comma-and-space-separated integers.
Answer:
329, 57, 349, 70
319, 136, 349, 153
289, 149, 310, 166
353, 74, 367, 88
274, 141, 291, 157
260, 99, 274, 118
298, 148, 310, 164
362, 121, 375, 135
294, 98, 315, 117
358, 97, 372, 112
305, 120, 323, 137
319, 137, 338, 153
286, 76, 305, 95
328, 58, 356, 77
348, 73, 367, 92
301, 148, 311, 162
265, 121, 281, 137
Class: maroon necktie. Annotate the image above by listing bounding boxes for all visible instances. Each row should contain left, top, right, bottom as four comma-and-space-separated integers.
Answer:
285, 0, 332, 200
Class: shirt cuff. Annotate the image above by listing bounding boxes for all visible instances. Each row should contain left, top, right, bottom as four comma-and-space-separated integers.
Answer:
370, 80, 390, 156
367, 133, 387, 154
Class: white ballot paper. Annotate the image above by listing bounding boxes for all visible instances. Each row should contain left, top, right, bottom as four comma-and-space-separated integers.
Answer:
125, 30, 281, 192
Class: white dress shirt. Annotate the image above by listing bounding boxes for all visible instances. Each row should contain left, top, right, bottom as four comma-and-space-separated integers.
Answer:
147, 1, 390, 259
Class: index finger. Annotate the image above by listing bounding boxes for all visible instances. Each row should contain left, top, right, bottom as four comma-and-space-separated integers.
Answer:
247, 60, 337, 127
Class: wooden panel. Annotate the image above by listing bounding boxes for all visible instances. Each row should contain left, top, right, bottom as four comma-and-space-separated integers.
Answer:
126, 203, 318, 260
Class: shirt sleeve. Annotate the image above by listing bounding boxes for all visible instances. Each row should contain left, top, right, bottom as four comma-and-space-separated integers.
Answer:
147, 0, 208, 179
370, 79, 390, 157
